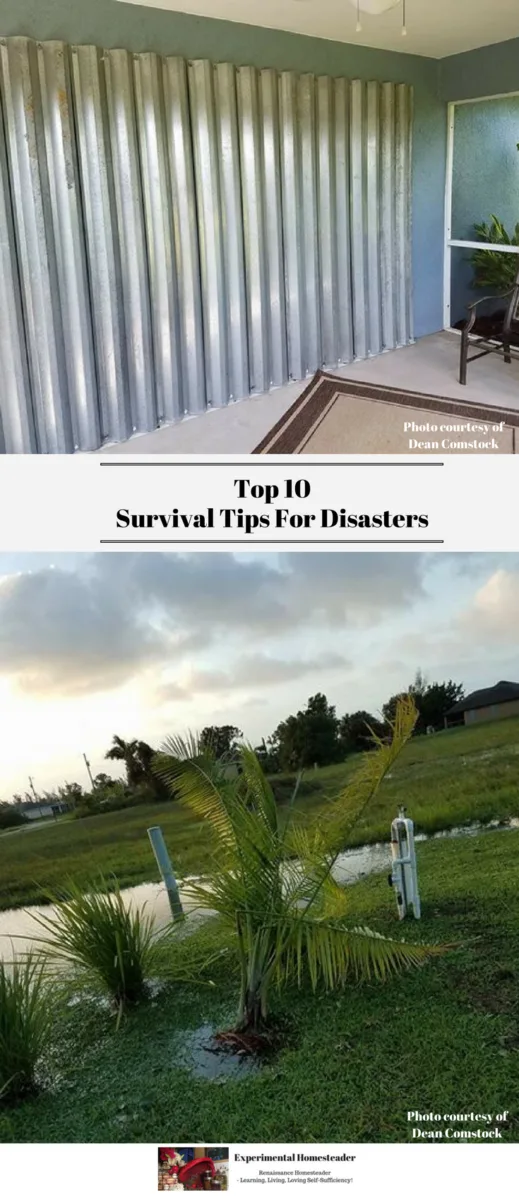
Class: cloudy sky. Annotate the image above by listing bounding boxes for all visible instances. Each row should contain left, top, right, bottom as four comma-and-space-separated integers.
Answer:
0, 551, 518, 798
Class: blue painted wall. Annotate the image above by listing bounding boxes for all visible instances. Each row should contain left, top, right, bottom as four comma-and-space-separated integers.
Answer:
0, 0, 446, 339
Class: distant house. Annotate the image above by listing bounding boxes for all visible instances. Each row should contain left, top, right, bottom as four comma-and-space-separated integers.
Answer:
445, 680, 519, 728
14, 800, 69, 821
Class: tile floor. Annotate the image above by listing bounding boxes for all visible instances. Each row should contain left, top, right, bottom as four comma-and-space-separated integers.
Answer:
101, 331, 519, 455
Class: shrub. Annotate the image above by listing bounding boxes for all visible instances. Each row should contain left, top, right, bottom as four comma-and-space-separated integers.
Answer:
33, 880, 162, 1018
470, 215, 519, 293
0, 955, 54, 1102
0, 805, 27, 831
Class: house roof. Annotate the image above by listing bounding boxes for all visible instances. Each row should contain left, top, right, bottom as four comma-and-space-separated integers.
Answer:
447, 680, 519, 715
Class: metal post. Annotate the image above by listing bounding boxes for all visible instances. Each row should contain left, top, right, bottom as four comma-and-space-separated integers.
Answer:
147, 825, 184, 920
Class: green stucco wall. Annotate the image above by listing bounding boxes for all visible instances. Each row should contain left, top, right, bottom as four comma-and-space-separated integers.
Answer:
444, 51, 519, 323
440, 36, 519, 103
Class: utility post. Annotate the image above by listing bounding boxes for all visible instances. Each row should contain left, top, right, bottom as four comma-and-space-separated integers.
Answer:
83, 753, 95, 790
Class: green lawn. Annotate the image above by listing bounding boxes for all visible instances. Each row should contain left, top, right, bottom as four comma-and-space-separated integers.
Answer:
2, 826, 518, 1144
2, 715, 519, 912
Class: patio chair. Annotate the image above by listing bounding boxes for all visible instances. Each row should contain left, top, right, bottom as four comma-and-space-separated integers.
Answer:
459, 258, 519, 384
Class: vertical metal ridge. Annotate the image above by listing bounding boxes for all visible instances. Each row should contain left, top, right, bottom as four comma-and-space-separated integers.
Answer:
134, 50, 182, 425
0, 37, 73, 452
279, 70, 304, 380
163, 56, 205, 416
380, 81, 396, 351
259, 68, 287, 390
214, 61, 248, 404
366, 80, 381, 356
298, 74, 320, 374
334, 77, 354, 365
188, 58, 229, 409
350, 79, 368, 360
405, 85, 414, 344
395, 83, 412, 348
236, 64, 269, 395
71, 43, 130, 445
37, 40, 99, 449
0, 80, 36, 452
317, 75, 337, 369
104, 47, 156, 433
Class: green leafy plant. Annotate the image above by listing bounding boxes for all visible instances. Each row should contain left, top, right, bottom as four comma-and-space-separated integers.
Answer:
33, 879, 163, 1019
0, 954, 54, 1102
470, 214, 519, 293
154, 698, 446, 1039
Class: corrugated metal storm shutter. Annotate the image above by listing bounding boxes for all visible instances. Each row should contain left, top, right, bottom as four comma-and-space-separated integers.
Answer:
0, 37, 414, 453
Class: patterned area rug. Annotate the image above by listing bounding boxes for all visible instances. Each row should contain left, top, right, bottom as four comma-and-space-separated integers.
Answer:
253, 372, 518, 454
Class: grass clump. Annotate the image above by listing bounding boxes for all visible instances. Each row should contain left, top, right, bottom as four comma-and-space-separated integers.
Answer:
0, 955, 54, 1102
34, 879, 164, 1017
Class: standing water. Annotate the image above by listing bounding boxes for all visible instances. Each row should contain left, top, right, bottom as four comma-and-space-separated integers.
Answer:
0, 818, 517, 962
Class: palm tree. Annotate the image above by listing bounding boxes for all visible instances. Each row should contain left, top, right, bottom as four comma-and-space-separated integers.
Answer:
154, 697, 444, 1039
105, 736, 155, 789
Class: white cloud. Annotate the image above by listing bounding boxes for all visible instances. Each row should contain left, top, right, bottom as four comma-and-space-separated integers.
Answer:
458, 569, 519, 643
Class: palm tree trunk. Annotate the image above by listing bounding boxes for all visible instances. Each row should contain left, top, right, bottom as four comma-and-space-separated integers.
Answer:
236, 987, 264, 1033
236, 919, 268, 1033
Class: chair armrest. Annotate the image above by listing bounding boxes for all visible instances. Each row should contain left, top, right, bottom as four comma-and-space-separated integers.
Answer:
467, 287, 514, 311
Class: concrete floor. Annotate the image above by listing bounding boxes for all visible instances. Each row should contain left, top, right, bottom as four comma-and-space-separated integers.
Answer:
102, 331, 519, 454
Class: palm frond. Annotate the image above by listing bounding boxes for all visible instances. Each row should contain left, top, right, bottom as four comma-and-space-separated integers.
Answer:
277, 914, 446, 991
238, 746, 279, 834
314, 694, 417, 855
154, 734, 237, 853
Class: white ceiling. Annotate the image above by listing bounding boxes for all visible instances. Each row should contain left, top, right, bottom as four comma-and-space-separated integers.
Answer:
117, 0, 519, 59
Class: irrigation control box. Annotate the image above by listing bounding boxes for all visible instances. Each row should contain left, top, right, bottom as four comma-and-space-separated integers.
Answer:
389, 807, 421, 920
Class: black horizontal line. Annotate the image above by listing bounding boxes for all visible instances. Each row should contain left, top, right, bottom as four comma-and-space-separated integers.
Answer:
100, 539, 444, 545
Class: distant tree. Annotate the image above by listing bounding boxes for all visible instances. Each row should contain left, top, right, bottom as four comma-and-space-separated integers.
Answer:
58, 782, 84, 807
12, 791, 36, 806
254, 738, 281, 774
382, 672, 464, 734
339, 710, 387, 755
92, 772, 119, 790
199, 725, 243, 760
270, 693, 341, 770
269, 715, 301, 772
105, 736, 155, 787
416, 681, 465, 732
0, 803, 27, 830
105, 735, 168, 801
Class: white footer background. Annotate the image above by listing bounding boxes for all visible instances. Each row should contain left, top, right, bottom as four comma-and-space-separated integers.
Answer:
0, 1142, 514, 1198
